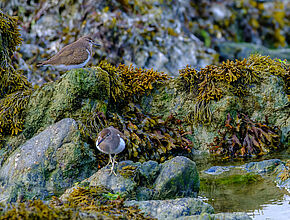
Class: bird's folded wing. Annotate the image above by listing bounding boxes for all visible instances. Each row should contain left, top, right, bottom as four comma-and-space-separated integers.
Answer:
69, 48, 90, 65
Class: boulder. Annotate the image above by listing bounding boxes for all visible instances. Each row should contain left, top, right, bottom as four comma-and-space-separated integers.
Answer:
86, 161, 138, 198
0, 118, 96, 203
153, 156, 199, 199
142, 70, 289, 151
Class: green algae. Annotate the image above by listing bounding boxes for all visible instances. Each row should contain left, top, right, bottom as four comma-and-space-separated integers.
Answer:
22, 67, 110, 139
211, 173, 261, 186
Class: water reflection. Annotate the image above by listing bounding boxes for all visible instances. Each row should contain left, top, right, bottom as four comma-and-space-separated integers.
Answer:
199, 175, 288, 213
248, 194, 290, 220
194, 151, 290, 218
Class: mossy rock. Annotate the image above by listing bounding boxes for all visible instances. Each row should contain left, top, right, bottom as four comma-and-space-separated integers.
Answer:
141, 55, 289, 152
216, 42, 290, 62
153, 156, 199, 199
22, 67, 110, 139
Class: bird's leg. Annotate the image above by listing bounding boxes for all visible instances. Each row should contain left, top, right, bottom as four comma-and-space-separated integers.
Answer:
112, 154, 118, 165
106, 154, 113, 167
109, 154, 118, 176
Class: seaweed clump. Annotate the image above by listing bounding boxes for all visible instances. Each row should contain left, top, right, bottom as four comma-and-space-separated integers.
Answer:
0, 10, 33, 144
0, 199, 76, 219
0, 10, 29, 97
52, 186, 153, 219
176, 54, 289, 125
109, 103, 192, 163
98, 60, 169, 104
209, 113, 282, 159
78, 103, 192, 164
0, 90, 32, 136
0, 187, 153, 219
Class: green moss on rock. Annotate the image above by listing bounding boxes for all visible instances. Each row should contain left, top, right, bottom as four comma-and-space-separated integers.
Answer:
22, 67, 110, 139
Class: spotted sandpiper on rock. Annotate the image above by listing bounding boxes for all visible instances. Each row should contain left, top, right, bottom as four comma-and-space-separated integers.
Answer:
37, 36, 101, 70
96, 126, 126, 176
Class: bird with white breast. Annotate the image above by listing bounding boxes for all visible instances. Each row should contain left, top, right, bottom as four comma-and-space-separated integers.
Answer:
96, 126, 126, 176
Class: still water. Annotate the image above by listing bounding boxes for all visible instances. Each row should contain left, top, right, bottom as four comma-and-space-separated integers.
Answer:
193, 151, 290, 220
248, 194, 290, 220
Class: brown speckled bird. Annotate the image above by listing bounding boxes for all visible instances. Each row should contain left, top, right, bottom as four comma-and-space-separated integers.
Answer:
37, 36, 100, 70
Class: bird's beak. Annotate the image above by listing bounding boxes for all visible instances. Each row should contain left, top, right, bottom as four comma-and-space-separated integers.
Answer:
92, 42, 101, 48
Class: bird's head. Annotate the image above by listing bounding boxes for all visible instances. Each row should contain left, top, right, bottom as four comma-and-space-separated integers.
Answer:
96, 128, 111, 146
81, 35, 101, 48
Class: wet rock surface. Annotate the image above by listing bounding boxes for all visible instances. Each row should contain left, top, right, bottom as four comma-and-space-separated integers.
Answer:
244, 159, 282, 174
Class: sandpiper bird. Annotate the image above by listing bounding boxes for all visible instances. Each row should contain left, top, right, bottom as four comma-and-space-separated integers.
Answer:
37, 36, 101, 70
96, 126, 126, 176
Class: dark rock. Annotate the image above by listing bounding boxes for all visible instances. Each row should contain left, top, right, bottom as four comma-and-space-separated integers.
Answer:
139, 160, 160, 186
0, 118, 96, 203
216, 42, 290, 61
153, 156, 199, 199
124, 198, 214, 219
135, 187, 154, 201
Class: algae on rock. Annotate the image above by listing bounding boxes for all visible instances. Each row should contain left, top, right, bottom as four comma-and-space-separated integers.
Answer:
22, 67, 110, 139
141, 54, 289, 152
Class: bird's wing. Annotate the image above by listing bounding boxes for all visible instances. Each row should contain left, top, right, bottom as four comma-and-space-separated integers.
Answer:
42, 46, 89, 65
40, 46, 75, 65
69, 48, 90, 65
